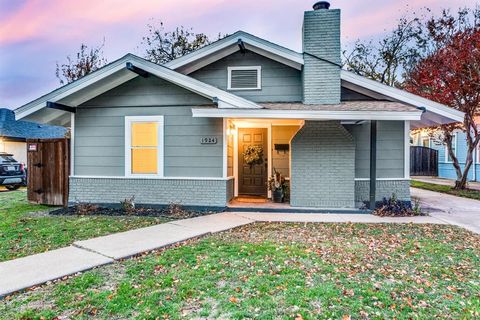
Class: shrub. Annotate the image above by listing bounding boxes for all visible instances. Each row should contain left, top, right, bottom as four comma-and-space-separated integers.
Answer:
164, 202, 188, 218
73, 202, 99, 215
371, 194, 423, 217
120, 196, 136, 214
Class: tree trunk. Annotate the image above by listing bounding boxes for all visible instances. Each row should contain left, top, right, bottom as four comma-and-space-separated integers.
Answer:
453, 143, 475, 190
445, 136, 464, 188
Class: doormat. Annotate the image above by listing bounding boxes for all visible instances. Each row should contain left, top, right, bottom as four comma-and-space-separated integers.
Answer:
235, 197, 268, 203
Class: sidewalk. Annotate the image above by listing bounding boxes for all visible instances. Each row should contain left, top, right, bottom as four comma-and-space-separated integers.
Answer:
0, 211, 447, 297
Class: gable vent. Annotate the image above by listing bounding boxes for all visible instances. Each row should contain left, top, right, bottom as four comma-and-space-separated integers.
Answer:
227, 66, 261, 90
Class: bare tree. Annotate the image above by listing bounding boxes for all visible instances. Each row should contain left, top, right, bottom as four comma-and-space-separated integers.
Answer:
343, 16, 425, 87
140, 21, 220, 64
55, 40, 108, 85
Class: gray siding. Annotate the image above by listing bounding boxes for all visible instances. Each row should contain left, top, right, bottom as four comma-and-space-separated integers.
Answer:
341, 87, 377, 101
345, 121, 405, 179
190, 51, 302, 103
272, 125, 300, 178
82, 76, 211, 107
75, 77, 223, 177
290, 121, 355, 208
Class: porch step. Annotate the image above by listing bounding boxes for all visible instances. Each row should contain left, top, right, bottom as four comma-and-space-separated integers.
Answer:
225, 206, 371, 214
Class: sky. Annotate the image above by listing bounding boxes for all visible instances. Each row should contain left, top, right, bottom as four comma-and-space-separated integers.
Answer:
0, 0, 478, 109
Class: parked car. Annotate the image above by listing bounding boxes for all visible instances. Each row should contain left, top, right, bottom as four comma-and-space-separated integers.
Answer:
0, 152, 26, 190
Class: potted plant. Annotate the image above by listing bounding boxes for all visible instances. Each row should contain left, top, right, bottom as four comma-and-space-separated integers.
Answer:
268, 169, 288, 203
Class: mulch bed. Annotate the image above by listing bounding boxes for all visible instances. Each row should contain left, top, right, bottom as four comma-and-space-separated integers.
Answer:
49, 205, 218, 219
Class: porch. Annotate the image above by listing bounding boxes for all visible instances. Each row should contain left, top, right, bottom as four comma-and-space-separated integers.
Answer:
221, 117, 411, 210
227, 196, 370, 214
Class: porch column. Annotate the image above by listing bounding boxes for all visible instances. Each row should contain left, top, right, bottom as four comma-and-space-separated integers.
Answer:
369, 120, 377, 210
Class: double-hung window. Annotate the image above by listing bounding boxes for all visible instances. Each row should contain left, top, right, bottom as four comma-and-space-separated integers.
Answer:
125, 116, 164, 177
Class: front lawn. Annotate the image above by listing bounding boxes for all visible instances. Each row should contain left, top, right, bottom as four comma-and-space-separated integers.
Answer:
411, 179, 480, 200
0, 190, 170, 262
2, 223, 478, 319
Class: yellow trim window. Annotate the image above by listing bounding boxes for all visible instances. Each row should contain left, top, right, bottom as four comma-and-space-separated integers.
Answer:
125, 116, 164, 176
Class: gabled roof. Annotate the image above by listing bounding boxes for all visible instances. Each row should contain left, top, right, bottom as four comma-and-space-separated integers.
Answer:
15, 31, 464, 128
164, 31, 304, 73
164, 30, 463, 126
0, 108, 67, 140
340, 71, 464, 127
15, 54, 262, 122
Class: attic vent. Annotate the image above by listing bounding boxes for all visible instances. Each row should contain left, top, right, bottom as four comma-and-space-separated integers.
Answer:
227, 66, 261, 90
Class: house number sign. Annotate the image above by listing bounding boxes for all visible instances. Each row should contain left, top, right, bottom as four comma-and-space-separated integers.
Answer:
200, 137, 217, 144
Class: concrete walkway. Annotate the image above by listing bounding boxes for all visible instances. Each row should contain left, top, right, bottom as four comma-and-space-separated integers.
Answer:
412, 187, 480, 234
412, 176, 480, 191
0, 211, 448, 297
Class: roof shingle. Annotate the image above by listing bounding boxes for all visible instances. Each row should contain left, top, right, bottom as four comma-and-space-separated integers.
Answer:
0, 108, 67, 140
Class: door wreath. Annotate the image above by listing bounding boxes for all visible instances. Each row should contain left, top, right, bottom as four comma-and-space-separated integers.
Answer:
243, 145, 264, 167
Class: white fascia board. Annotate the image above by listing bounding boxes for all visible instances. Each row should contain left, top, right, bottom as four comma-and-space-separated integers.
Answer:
341, 70, 464, 122
192, 108, 422, 121
164, 31, 304, 71
15, 54, 137, 120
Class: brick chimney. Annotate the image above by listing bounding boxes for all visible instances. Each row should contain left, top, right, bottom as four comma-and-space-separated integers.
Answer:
302, 1, 341, 104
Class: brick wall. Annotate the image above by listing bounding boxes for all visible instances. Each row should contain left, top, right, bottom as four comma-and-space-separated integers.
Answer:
290, 121, 355, 208
354, 179, 411, 207
69, 177, 230, 208
302, 9, 341, 104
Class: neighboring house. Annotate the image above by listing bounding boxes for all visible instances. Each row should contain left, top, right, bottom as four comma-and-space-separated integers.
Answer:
0, 108, 67, 164
412, 129, 480, 182
14, 2, 463, 209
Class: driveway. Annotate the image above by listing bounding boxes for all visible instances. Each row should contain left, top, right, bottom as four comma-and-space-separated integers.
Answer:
411, 187, 480, 234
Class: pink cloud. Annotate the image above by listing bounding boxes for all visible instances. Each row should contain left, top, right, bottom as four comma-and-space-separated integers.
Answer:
0, 0, 227, 45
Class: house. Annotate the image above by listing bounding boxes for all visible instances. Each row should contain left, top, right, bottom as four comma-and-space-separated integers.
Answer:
14, 2, 463, 209
0, 108, 67, 164
412, 127, 480, 182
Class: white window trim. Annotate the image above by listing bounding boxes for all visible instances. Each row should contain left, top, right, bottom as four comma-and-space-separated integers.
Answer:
125, 115, 164, 178
227, 66, 262, 91
445, 133, 457, 163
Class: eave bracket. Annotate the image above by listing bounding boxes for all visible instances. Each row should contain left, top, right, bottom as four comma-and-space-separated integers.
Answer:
126, 62, 149, 78
237, 39, 246, 54
46, 101, 76, 113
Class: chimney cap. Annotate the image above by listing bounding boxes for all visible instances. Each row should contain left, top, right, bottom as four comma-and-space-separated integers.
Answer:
313, 1, 330, 10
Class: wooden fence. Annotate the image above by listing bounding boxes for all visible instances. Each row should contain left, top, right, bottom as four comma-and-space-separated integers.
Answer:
27, 138, 70, 206
410, 146, 438, 176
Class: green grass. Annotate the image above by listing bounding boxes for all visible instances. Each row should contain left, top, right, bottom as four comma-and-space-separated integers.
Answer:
411, 180, 480, 200
2, 223, 479, 319
0, 189, 170, 262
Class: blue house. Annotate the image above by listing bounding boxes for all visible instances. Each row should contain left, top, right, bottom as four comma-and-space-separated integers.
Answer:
412, 130, 480, 182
